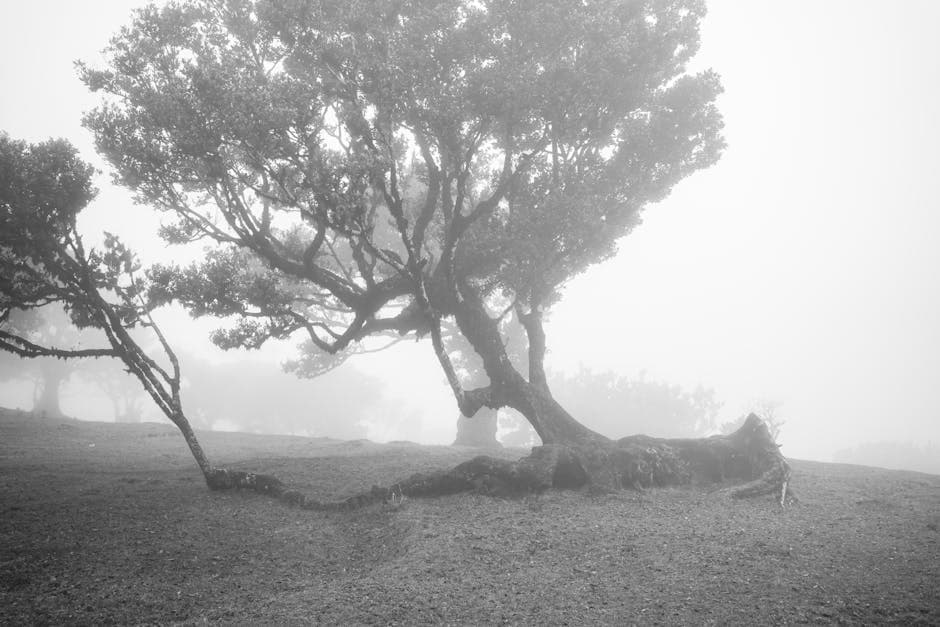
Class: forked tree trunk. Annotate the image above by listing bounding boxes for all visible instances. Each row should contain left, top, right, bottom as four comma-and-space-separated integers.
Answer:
392, 285, 796, 505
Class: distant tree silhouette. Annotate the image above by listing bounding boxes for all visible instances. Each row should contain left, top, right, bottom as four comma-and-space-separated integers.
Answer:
499, 369, 722, 445
178, 351, 383, 439
834, 441, 940, 475
78, 358, 148, 423
0, 306, 100, 418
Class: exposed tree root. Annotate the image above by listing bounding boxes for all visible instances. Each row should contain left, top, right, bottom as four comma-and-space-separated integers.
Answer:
203, 414, 792, 510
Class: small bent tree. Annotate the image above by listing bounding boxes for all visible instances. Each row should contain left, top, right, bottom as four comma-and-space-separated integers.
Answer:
80, 0, 790, 503
0, 133, 283, 493
0, 134, 212, 477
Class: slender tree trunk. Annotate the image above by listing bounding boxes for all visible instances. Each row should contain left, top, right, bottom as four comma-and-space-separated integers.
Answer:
165, 410, 213, 478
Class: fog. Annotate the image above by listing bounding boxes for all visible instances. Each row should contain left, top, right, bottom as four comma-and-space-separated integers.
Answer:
2, 1, 939, 472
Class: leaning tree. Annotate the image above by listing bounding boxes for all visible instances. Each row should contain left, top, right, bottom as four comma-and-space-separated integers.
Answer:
78, 0, 790, 502
0, 133, 221, 478
1, 133, 336, 497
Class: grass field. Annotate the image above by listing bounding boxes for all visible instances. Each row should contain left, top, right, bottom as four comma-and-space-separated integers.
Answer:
1, 407, 938, 625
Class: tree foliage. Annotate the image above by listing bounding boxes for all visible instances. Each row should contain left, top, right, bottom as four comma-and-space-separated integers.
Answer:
0, 135, 119, 352
81, 0, 724, 444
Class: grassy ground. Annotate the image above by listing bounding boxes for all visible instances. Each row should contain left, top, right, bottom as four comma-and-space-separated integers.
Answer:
1, 408, 938, 625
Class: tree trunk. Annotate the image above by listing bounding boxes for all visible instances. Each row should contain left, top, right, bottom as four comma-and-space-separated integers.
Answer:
508, 380, 607, 446
453, 407, 501, 448
417, 285, 795, 503
153, 410, 284, 497
34, 360, 67, 418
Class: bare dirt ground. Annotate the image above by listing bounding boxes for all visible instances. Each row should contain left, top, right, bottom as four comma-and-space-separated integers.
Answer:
1, 408, 938, 625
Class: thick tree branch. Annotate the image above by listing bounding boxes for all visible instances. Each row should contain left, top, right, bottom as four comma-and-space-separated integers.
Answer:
411, 132, 442, 252
0, 330, 116, 360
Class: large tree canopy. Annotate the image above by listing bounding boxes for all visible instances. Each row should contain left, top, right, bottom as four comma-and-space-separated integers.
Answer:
76, 0, 791, 501
82, 0, 723, 438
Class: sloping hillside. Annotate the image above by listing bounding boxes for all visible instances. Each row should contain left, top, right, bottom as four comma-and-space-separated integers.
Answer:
1, 408, 937, 624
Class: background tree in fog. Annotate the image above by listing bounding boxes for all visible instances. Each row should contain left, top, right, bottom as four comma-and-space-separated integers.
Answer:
0, 306, 97, 418
834, 440, 940, 475
0, 310, 48, 412
178, 351, 383, 438
79, 357, 148, 423
500, 369, 722, 445
553, 369, 721, 438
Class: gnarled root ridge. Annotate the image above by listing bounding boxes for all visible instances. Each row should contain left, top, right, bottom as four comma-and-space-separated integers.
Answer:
204, 468, 371, 511
613, 414, 792, 501
205, 414, 791, 510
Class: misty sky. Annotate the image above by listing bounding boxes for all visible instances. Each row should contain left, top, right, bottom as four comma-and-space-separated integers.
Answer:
1, 1, 939, 462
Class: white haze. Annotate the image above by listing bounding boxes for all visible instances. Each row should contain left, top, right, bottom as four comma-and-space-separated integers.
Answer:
1, 1, 939, 469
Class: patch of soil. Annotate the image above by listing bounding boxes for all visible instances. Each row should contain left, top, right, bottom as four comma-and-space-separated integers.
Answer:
1, 408, 937, 624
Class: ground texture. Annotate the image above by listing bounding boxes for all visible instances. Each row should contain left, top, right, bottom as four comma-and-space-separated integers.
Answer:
1, 408, 938, 625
